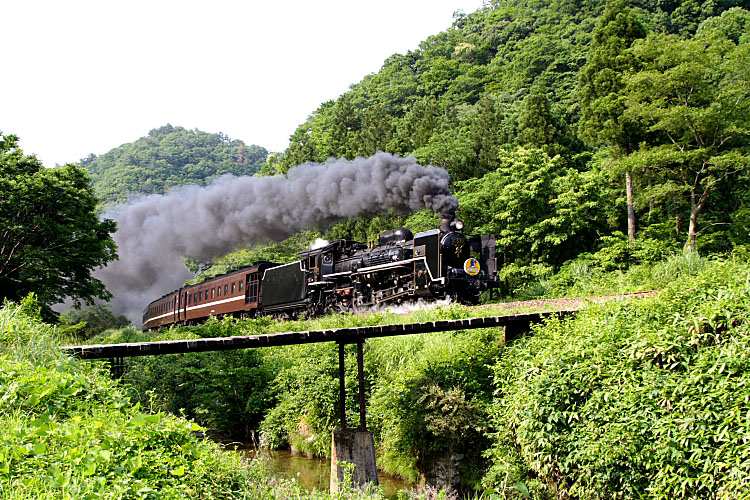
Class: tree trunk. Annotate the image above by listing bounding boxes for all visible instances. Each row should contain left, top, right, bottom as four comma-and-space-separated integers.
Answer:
685, 191, 702, 253
626, 171, 636, 240
647, 169, 653, 222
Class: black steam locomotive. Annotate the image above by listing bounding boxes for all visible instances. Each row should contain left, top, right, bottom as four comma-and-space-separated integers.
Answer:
142, 214, 497, 330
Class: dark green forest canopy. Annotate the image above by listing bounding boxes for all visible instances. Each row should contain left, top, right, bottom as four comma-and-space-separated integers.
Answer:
281, 0, 750, 173
275, 0, 749, 259
82, 125, 268, 205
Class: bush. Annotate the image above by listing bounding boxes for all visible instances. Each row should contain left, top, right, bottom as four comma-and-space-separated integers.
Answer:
367, 329, 503, 485
0, 297, 302, 499
484, 260, 750, 499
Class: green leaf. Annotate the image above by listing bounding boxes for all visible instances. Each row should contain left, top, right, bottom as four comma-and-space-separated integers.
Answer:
514, 482, 531, 499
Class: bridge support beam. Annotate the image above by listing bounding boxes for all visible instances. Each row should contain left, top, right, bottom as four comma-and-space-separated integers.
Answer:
330, 429, 378, 493
331, 340, 378, 493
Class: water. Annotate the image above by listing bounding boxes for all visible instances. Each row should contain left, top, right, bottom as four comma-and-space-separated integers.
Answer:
239, 449, 414, 499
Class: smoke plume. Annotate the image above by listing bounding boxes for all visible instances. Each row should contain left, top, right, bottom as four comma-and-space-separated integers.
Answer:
97, 152, 458, 321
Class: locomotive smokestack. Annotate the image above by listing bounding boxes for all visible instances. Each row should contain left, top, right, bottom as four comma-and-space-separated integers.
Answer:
96, 152, 459, 321
440, 214, 452, 232
440, 208, 456, 232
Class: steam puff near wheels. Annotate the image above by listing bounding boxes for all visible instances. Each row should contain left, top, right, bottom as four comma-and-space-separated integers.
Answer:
97, 152, 460, 322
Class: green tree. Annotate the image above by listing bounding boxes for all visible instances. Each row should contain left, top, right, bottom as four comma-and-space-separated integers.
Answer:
355, 103, 394, 156
389, 97, 443, 153
517, 85, 577, 158
61, 303, 130, 339
457, 148, 607, 278
623, 30, 750, 252
577, 0, 647, 241
0, 134, 117, 312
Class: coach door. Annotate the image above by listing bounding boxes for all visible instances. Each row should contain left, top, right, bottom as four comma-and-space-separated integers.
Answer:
181, 292, 188, 322
245, 271, 260, 306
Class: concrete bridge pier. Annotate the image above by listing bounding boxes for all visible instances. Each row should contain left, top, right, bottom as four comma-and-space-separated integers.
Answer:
330, 340, 379, 493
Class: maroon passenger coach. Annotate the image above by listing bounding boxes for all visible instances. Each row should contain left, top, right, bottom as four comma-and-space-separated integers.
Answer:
141, 261, 278, 330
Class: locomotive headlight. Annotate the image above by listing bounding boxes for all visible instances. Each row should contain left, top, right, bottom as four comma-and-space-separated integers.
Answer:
454, 220, 464, 231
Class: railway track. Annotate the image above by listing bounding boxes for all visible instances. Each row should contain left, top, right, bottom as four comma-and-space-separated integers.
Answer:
62, 290, 659, 360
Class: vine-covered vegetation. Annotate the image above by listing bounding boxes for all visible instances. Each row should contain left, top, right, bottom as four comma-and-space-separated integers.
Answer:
486, 258, 750, 498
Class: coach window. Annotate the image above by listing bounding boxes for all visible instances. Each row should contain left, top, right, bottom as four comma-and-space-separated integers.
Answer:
217, 287, 221, 297
212, 289, 215, 299
232, 283, 236, 293
239, 281, 243, 292
224, 285, 228, 295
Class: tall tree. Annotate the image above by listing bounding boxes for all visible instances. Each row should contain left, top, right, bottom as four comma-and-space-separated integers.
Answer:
623, 31, 750, 252
577, 0, 647, 240
457, 148, 606, 271
0, 134, 117, 312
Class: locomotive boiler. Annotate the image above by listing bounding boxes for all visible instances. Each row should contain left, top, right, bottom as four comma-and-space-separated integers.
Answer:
142, 213, 497, 330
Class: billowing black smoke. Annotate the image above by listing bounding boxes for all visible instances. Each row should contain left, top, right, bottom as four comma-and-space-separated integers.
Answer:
97, 152, 458, 321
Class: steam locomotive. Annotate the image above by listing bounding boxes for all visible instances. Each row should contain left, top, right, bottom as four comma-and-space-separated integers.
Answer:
142, 213, 498, 331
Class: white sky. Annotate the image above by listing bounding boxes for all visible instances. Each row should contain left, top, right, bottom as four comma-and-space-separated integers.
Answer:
3, 0, 485, 167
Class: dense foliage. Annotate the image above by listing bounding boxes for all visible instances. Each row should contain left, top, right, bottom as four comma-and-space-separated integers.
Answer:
273, 0, 749, 262
81, 125, 267, 205
485, 258, 750, 499
0, 134, 117, 314
0, 296, 401, 499
0, 297, 258, 499
97, 256, 750, 498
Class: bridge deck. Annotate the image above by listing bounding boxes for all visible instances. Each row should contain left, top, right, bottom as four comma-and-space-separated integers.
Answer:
61, 309, 577, 359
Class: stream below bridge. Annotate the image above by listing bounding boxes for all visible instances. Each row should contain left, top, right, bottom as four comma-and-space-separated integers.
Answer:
237, 448, 414, 498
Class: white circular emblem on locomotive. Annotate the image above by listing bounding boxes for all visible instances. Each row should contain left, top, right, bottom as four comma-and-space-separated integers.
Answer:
464, 258, 480, 276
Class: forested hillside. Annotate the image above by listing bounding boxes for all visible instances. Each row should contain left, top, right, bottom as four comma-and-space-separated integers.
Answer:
81, 125, 268, 205
198, 0, 749, 295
